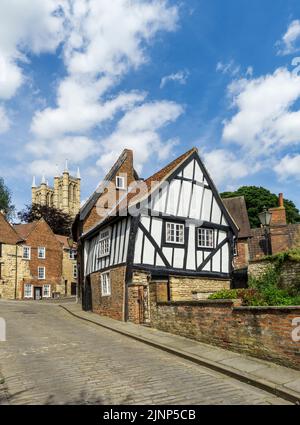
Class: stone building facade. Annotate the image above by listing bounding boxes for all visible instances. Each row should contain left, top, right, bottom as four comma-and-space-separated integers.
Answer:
31, 162, 81, 218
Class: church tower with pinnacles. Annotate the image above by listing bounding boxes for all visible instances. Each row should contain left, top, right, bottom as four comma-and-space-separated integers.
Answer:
31, 161, 81, 218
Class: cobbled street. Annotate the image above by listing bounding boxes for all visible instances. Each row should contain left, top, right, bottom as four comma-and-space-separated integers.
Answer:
0, 301, 291, 405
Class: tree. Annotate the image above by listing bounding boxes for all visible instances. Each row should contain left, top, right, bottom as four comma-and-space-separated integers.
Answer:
18, 204, 73, 236
0, 177, 15, 219
221, 186, 300, 228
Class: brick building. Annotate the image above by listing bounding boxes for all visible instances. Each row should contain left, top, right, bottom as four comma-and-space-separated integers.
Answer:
0, 215, 77, 300
73, 148, 239, 323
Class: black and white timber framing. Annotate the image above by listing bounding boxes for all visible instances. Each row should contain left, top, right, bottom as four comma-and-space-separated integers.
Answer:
83, 151, 238, 280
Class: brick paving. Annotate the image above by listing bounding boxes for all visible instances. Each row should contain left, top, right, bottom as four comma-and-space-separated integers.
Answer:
0, 301, 291, 405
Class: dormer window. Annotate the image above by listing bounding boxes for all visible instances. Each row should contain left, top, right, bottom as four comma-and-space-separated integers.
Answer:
116, 176, 126, 190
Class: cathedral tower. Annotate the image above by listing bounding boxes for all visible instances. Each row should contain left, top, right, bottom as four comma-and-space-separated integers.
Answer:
31, 162, 81, 218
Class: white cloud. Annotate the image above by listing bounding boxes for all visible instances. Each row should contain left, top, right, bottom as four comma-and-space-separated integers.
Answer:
223, 68, 300, 156
31, 0, 180, 145
0, 0, 67, 100
277, 20, 300, 55
31, 76, 146, 138
160, 70, 189, 88
26, 136, 98, 177
0, 105, 10, 133
202, 149, 259, 187
274, 154, 300, 181
96, 101, 184, 173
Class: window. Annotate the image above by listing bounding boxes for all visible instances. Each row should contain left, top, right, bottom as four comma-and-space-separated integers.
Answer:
69, 249, 76, 260
101, 272, 111, 296
116, 175, 125, 190
197, 228, 214, 249
98, 228, 111, 258
43, 284, 51, 298
38, 247, 46, 259
23, 246, 31, 260
73, 264, 78, 279
38, 267, 45, 280
24, 284, 33, 298
166, 222, 185, 244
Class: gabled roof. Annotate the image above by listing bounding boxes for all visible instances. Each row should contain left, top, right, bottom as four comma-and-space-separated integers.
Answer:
0, 212, 22, 244
82, 147, 239, 239
222, 196, 251, 239
79, 149, 138, 221
13, 222, 38, 239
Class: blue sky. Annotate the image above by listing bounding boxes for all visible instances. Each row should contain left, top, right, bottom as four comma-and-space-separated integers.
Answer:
1, 0, 300, 213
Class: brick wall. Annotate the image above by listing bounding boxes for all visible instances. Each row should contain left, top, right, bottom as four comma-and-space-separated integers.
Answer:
83, 151, 137, 233
151, 300, 300, 369
234, 240, 249, 270
22, 220, 62, 296
90, 265, 126, 321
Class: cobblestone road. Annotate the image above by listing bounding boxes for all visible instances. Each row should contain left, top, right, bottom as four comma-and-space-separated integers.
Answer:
0, 301, 291, 405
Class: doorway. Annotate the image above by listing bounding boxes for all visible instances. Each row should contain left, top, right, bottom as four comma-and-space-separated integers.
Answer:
34, 287, 42, 300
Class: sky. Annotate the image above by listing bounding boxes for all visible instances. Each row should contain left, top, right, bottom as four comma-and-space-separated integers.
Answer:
1, 0, 300, 213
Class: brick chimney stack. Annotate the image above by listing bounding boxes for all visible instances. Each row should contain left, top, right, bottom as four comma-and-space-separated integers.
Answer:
269, 193, 287, 226
268, 193, 289, 254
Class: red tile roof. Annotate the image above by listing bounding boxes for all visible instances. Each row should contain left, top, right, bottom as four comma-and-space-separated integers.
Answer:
14, 222, 37, 239
0, 213, 21, 244
55, 234, 76, 249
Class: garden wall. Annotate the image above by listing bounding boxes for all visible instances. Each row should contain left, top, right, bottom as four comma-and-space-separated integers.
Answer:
150, 300, 300, 370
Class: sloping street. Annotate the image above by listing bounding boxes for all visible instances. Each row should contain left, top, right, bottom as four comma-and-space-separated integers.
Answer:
0, 301, 291, 405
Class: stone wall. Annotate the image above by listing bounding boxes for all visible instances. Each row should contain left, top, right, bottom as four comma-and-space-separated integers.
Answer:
150, 300, 300, 370
249, 259, 300, 293
169, 275, 230, 301
90, 265, 126, 321
0, 244, 31, 299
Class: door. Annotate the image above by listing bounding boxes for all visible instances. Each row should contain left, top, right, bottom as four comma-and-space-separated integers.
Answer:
83, 277, 92, 311
34, 287, 42, 300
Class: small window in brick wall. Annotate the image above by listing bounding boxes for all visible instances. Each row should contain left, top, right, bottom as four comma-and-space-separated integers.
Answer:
101, 272, 111, 296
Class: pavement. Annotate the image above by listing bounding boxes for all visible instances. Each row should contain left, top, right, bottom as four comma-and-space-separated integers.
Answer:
0, 299, 294, 405
61, 302, 300, 404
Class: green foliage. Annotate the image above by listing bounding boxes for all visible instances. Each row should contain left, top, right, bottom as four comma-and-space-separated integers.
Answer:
221, 186, 300, 228
0, 177, 15, 220
264, 249, 300, 267
209, 267, 300, 306
18, 204, 73, 236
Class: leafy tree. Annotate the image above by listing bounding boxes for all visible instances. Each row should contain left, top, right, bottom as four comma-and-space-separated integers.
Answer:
221, 186, 300, 228
18, 204, 73, 236
0, 177, 15, 219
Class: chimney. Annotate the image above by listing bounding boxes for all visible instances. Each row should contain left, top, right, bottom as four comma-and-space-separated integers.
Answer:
269, 193, 289, 254
269, 193, 287, 226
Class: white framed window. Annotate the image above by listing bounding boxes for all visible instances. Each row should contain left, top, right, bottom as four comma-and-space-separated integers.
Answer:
101, 272, 111, 296
38, 247, 46, 259
43, 284, 51, 298
73, 264, 78, 279
98, 228, 111, 258
38, 266, 45, 280
24, 284, 33, 298
166, 222, 185, 244
197, 228, 214, 249
69, 249, 76, 260
116, 175, 126, 190
23, 246, 31, 260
